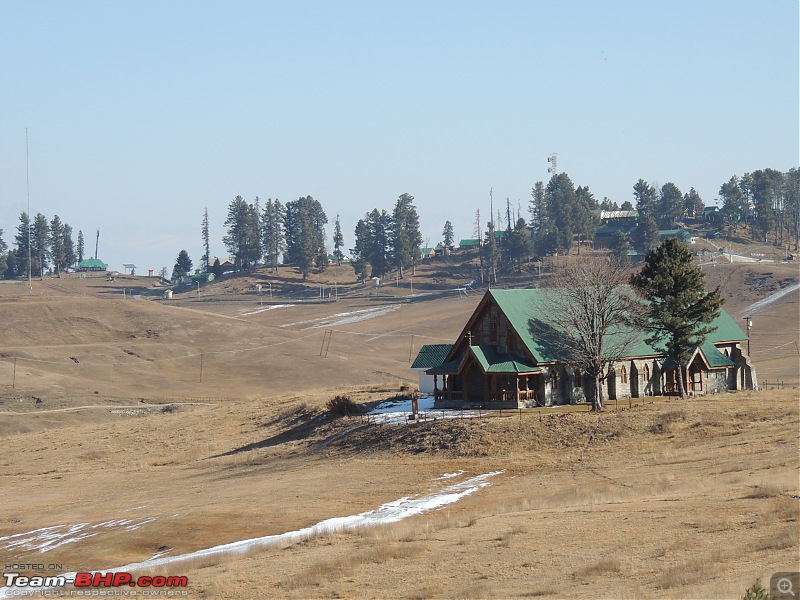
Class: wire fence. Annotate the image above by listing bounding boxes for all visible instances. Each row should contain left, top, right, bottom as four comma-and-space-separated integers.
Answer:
760, 380, 797, 390
0, 395, 233, 407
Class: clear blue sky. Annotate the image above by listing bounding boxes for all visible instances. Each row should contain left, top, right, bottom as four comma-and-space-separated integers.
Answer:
1, 1, 797, 273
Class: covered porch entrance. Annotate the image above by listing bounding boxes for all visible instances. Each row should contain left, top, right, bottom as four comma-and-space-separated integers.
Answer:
429, 345, 541, 409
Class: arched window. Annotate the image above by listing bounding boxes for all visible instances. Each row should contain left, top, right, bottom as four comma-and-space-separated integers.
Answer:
621, 365, 628, 384
574, 370, 582, 388
643, 364, 650, 382
550, 369, 558, 391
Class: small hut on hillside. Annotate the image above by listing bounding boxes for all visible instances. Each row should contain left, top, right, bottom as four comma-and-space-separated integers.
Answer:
77, 258, 108, 272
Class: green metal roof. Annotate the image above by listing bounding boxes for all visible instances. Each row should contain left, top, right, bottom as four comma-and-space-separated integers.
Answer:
700, 342, 735, 368
487, 288, 746, 364
459, 239, 481, 247
662, 342, 735, 370
77, 258, 108, 269
469, 345, 541, 373
705, 309, 748, 343
426, 358, 463, 374
412, 344, 453, 369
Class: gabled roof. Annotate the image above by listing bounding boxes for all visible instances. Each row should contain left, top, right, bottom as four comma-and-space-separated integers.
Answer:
469, 345, 541, 374
426, 358, 463, 375
77, 258, 108, 269
662, 342, 735, 370
486, 288, 746, 363
698, 341, 735, 368
411, 344, 453, 369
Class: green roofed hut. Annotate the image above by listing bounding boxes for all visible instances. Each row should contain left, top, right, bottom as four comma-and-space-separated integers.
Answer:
413, 288, 757, 409
458, 239, 482, 252
77, 258, 108, 272
411, 344, 453, 393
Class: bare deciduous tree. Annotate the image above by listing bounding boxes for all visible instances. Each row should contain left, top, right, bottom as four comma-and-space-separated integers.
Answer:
529, 258, 645, 411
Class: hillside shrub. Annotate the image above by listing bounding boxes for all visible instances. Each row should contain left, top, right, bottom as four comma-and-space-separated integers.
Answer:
326, 395, 362, 418
742, 579, 770, 600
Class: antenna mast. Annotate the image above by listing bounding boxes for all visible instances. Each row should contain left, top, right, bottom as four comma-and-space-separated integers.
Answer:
489, 187, 494, 228
547, 153, 558, 176
95, 229, 100, 260
26, 128, 31, 293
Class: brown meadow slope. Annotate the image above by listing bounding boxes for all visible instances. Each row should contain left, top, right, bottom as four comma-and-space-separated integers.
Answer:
0, 261, 797, 599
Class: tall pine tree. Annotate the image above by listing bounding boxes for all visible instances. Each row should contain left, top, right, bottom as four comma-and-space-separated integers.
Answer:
284, 196, 327, 279
442, 220, 454, 247
262, 199, 286, 273
390, 193, 422, 277
77, 230, 85, 263
631, 238, 723, 398
49, 215, 66, 276
201, 207, 211, 271
332, 214, 344, 265
223, 196, 261, 270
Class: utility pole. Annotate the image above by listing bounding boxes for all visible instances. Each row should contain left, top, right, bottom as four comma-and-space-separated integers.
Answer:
95, 229, 100, 260
26, 129, 31, 294
744, 317, 752, 355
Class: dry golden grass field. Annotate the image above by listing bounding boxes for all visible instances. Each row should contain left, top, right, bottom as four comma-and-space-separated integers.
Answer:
0, 258, 797, 599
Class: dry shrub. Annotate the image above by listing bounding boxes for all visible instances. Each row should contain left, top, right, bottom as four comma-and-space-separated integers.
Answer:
325, 395, 363, 418
453, 582, 494, 599
495, 524, 528, 548
754, 527, 799, 551
771, 496, 800, 522
576, 557, 622, 578
406, 586, 444, 600
657, 550, 724, 589
650, 410, 689, 434
686, 515, 733, 533
282, 541, 425, 592
744, 484, 784, 499
273, 402, 309, 423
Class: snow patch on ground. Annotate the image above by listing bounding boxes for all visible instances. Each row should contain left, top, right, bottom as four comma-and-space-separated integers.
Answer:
313, 305, 400, 328
366, 395, 484, 425
435, 470, 466, 480
239, 304, 294, 316
0, 472, 502, 598
742, 282, 800, 315
0, 517, 158, 554
280, 305, 401, 329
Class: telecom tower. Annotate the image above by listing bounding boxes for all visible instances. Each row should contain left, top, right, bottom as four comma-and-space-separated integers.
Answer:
547, 153, 558, 175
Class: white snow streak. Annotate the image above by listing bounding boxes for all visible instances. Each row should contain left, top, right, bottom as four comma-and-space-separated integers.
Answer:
280, 305, 400, 329
742, 282, 800, 316
0, 517, 158, 554
435, 470, 466, 480
239, 304, 294, 316
0, 471, 502, 598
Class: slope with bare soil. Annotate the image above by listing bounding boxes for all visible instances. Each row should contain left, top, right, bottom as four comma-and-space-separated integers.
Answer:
0, 260, 797, 599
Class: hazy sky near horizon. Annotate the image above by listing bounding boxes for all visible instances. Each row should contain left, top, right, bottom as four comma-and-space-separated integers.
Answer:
1, 1, 797, 273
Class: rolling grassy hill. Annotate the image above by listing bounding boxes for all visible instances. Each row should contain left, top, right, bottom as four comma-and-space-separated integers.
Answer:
0, 252, 797, 599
